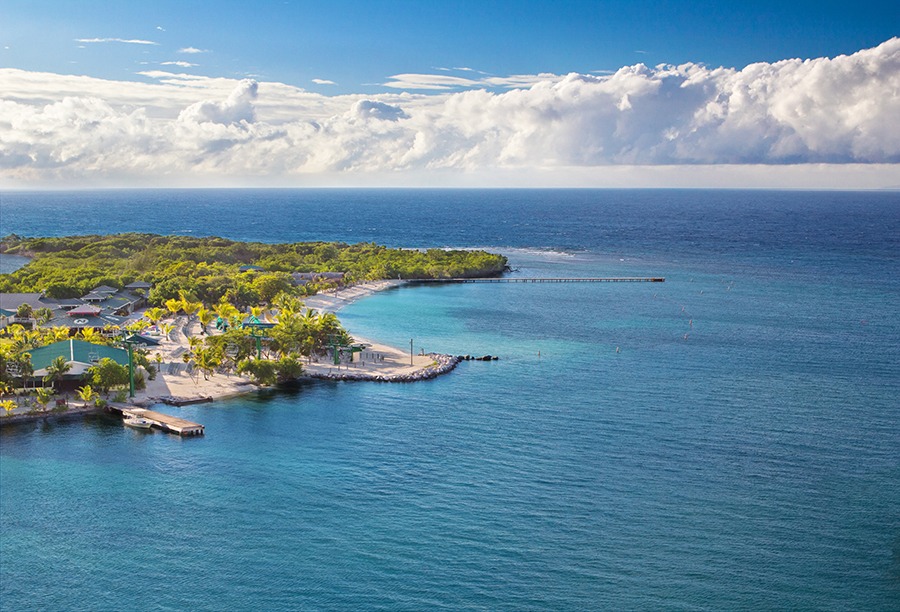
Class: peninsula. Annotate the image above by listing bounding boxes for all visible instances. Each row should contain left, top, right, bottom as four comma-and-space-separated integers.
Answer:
0, 234, 507, 420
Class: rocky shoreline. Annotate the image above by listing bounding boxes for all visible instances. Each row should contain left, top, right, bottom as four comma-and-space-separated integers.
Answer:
305, 353, 461, 383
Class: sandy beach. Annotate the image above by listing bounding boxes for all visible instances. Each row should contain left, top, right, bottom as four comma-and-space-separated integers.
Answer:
1, 280, 450, 421
136, 280, 447, 405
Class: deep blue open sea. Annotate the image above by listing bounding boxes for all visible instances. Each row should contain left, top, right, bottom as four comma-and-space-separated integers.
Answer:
1, 189, 899, 610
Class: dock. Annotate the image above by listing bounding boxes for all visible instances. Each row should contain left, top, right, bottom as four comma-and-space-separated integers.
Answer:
108, 404, 204, 436
409, 277, 665, 284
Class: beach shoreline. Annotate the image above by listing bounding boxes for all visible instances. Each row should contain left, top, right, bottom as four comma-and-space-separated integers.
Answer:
135, 280, 456, 404
1, 280, 456, 425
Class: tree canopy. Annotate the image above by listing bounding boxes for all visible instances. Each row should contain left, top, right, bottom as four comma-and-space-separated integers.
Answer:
0, 234, 507, 306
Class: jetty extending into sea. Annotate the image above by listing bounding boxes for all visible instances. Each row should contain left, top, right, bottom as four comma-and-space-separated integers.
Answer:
409, 277, 665, 284
107, 404, 204, 436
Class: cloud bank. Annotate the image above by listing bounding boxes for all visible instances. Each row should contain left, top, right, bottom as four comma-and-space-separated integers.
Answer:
1, 38, 898, 187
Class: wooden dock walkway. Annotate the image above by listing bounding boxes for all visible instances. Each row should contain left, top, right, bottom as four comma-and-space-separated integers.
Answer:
410, 277, 665, 284
108, 404, 204, 436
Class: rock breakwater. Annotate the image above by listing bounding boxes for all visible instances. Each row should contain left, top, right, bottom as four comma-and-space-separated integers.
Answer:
306, 353, 460, 383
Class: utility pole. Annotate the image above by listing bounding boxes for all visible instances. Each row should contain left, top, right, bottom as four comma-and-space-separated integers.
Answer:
126, 341, 135, 398
410, 339, 414, 366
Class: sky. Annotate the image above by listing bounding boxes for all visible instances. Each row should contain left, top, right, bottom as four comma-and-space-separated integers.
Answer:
1, 0, 898, 189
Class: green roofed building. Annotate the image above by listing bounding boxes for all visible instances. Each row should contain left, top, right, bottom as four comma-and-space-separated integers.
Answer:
26, 339, 128, 379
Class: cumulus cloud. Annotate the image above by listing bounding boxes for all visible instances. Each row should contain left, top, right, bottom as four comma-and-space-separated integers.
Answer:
1, 38, 898, 187
178, 79, 258, 124
350, 100, 409, 121
312, 78, 336, 85
161, 61, 198, 68
178, 47, 208, 54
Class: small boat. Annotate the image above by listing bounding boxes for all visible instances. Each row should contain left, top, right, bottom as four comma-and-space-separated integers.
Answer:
124, 416, 153, 430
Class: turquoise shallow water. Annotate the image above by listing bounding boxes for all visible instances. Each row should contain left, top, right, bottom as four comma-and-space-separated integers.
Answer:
1, 190, 899, 610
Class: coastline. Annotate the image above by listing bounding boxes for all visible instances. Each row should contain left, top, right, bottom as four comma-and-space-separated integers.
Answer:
1, 279, 459, 426
136, 280, 457, 403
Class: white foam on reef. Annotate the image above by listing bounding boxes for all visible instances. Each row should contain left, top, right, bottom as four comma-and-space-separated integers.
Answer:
436, 246, 582, 259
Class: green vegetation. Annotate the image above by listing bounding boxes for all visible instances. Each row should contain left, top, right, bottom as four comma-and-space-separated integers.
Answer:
0, 234, 507, 305
0, 233, 507, 393
87, 358, 129, 393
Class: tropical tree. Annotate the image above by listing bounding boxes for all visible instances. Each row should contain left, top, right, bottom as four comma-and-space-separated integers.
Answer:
158, 322, 175, 341
275, 354, 304, 382
15, 303, 34, 320
272, 293, 303, 320
143, 307, 168, 326
45, 326, 72, 343
237, 358, 277, 386
125, 319, 150, 333
87, 358, 129, 393
43, 355, 72, 391
180, 296, 201, 321
196, 307, 215, 335
213, 300, 240, 331
35, 387, 54, 411
78, 326, 98, 342
193, 346, 222, 381
164, 298, 182, 317
34, 307, 54, 325
75, 385, 97, 407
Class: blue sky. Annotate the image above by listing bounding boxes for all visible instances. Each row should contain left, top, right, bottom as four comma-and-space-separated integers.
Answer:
1, 1, 898, 188
4, 0, 896, 93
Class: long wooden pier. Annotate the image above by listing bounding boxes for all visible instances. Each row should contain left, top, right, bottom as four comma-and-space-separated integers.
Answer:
108, 404, 204, 436
409, 277, 665, 284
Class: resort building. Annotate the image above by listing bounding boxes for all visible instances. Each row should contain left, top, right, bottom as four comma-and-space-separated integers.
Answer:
0, 283, 151, 332
25, 339, 129, 391
290, 271, 346, 286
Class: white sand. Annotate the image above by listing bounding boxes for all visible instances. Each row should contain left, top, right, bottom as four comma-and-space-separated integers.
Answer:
135, 280, 434, 403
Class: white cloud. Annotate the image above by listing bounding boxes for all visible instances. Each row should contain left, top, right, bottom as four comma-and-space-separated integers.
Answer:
179, 79, 258, 125
1, 38, 899, 188
312, 78, 336, 85
162, 61, 198, 68
178, 47, 208, 54
384, 71, 565, 90
75, 37, 158, 45
383, 73, 482, 90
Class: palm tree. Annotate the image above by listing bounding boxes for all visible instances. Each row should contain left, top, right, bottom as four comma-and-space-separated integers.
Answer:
158, 322, 175, 341
35, 387, 53, 412
126, 319, 150, 333
75, 385, 97, 407
164, 298, 182, 318
47, 326, 72, 343
193, 346, 221, 381
213, 300, 240, 331
188, 336, 203, 352
78, 326, 98, 342
272, 293, 303, 320
15, 303, 34, 321
144, 307, 168, 326
197, 307, 215, 335
180, 298, 201, 321
43, 355, 72, 391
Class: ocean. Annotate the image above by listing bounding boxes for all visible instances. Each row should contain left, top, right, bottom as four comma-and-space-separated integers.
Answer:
1, 189, 898, 610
